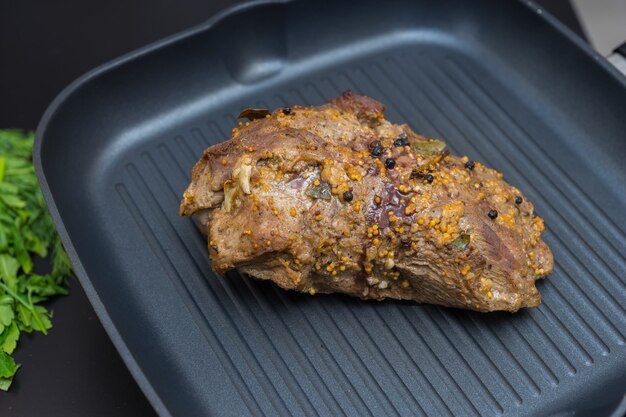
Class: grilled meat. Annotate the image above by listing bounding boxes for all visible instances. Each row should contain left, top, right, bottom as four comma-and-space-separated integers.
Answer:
180, 92, 553, 312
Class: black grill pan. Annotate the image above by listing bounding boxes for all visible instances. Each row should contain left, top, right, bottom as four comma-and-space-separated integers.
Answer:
34, 0, 626, 416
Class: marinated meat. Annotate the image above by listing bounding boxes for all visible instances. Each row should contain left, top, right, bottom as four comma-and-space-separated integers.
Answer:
179, 92, 553, 312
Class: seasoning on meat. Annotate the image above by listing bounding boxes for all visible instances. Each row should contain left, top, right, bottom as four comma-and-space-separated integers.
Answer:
385, 158, 396, 169
370, 144, 383, 157
394, 133, 409, 147
179, 91, 554, 312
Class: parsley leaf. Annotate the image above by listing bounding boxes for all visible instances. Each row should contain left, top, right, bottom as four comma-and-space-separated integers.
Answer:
0, 351, 17, 378
0, 129, 73, 390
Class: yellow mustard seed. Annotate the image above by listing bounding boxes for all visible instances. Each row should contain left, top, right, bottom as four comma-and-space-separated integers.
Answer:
404, 204, 417, 216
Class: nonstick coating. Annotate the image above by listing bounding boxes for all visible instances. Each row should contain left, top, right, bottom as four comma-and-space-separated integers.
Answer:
35, 0, 626, 416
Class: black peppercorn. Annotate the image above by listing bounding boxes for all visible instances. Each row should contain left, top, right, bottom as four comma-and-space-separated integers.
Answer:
385, 158, 396, 169
394, 133, 409, 147
465, 161, 475, 170
282, 107, 292, 115
425, 173, 434, 183
514, 196, 523, 205
343, 191, 353, 202
371, 146, 383, 157
488, 209, 498, 219
369, 140, 381, 150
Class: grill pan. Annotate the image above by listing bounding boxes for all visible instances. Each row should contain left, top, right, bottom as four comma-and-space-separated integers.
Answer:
34, 0, 626, 415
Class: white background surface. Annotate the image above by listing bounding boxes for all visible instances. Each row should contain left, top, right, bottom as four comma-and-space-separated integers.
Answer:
572, 0, 626, 55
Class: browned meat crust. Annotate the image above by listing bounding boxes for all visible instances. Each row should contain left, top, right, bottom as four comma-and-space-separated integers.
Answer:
180, 91, 553, 312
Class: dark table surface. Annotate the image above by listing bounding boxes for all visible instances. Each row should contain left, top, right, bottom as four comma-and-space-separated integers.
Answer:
0, 1, 585, 416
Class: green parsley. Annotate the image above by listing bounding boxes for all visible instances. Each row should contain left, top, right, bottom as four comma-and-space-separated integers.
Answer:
0, 129, 73, 390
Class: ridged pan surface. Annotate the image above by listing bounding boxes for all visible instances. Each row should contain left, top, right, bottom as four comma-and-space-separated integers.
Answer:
34, 0, 626, 416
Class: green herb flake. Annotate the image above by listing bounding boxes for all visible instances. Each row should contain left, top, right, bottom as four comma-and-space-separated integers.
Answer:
0, 129, 73, 390
306, 182, 332, 200
411, 139, 446, 155
450, 234, 471, 251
